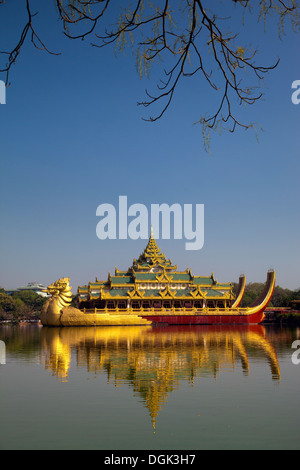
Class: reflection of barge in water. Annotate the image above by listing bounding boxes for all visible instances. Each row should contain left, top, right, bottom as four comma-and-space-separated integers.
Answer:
40, 230, 275, 327
41, 325, 280, 429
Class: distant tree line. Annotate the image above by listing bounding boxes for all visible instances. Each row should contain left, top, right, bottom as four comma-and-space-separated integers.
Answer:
232, 283, 300, 308
0, 289, 47, 322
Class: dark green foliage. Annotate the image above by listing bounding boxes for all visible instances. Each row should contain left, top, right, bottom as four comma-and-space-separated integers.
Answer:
11, 290, 46, 310
0, 290, 47, 322
232, 283, 300, 308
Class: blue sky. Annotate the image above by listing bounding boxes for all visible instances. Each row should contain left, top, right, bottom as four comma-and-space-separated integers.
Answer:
0, 1, 299, 291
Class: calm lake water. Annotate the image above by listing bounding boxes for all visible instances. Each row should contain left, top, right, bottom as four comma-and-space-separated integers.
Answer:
0, 323, 299, 450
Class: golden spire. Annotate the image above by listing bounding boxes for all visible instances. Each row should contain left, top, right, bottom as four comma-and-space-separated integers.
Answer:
132, 226, 175, 271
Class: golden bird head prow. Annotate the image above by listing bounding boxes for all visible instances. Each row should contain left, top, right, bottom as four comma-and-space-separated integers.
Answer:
46, 277, 73, 309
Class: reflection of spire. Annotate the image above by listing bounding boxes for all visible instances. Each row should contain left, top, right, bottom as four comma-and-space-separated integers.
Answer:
148, 385, 162, 434
144, 377, 174, 434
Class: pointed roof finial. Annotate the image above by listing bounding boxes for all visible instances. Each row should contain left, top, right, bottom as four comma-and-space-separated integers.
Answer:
150, 224, 154, 239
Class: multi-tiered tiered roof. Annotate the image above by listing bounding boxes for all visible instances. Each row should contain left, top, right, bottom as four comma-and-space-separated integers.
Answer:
78, 229, 235, 310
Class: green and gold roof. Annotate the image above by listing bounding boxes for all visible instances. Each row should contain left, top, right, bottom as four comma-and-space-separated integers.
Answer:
78, 230, 234, 302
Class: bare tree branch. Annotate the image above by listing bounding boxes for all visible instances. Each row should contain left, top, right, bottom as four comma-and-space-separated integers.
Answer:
0, 0, 60, 86
1, 0, 299, 150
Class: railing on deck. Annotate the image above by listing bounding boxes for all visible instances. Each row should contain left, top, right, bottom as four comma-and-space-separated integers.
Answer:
80, 306, 250, 316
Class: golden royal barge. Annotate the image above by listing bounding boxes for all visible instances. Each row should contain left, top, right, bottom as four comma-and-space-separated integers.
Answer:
40, 230, 275, 327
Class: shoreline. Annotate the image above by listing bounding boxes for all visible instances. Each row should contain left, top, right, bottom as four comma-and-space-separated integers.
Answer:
1, 316, 300, 326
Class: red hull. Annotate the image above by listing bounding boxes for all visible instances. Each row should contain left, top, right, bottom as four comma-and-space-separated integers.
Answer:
141, 310, 265, 325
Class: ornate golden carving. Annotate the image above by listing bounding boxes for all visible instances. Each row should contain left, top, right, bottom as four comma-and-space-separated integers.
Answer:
45, 277, 73, 310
